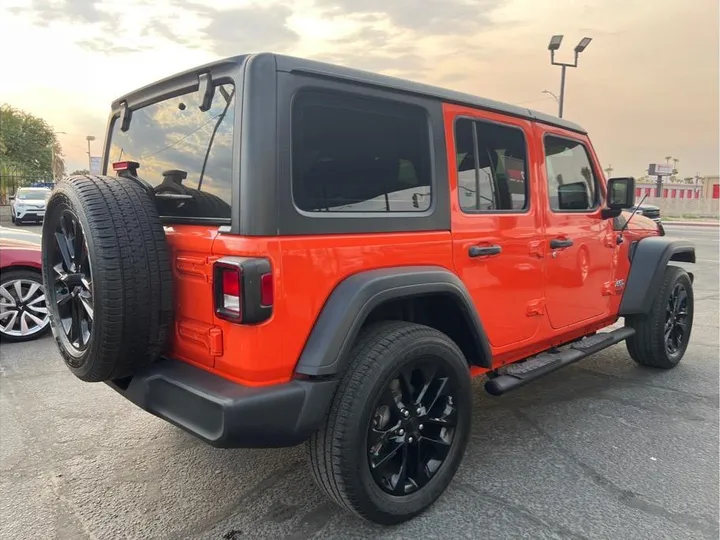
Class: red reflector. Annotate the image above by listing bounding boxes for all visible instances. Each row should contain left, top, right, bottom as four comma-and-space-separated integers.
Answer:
260, 273, 274, 306
222, 268, 240, 296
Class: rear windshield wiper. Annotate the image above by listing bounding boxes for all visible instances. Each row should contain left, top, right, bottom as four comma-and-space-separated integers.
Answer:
197, 86, 235, 190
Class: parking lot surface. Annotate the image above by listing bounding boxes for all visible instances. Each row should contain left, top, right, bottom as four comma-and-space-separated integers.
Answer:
1, 224, 718, 540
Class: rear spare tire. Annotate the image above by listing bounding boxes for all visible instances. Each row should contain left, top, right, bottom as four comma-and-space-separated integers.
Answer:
41, 175, 173, 382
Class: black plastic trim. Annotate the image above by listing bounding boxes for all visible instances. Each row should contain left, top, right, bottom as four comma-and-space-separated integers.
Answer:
294, 266, 492, 377
213, 256, 273, 324
619, 237, 695, 315
236, 53, 278, 236
485, 327, 635, 396
106, 360, 338, 448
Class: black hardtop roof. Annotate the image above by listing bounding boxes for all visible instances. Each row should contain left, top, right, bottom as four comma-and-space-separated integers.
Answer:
112, 52, 587, 134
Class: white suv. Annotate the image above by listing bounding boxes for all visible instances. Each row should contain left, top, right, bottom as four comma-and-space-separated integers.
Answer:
10, 187, 51, 225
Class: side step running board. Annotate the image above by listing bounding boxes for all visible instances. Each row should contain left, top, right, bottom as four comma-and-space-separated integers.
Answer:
485, 327, 635, 396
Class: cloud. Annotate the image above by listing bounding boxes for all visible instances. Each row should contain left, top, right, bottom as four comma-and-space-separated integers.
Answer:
9, 0, 106, 25
11, 0, 298, 57
314, 0, 504, 34
190, 3, 299, 57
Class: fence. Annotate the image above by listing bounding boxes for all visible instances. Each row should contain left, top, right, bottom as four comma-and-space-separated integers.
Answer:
0, 174, 54, 205
639, 197, 720, 219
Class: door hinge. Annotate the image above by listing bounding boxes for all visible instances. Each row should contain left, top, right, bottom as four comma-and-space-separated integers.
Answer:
177, 319, 224, 356
602, 279, 625, 296
526, 298, 546, 316
529, 240, 544, 258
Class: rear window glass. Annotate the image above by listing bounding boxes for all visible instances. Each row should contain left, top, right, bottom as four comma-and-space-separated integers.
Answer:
291, 91, 432, 213
106, 83, 236, 219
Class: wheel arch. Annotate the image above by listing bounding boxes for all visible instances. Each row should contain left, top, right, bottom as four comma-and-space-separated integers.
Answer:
1, 264, 43, 276
293, 266, 493, 377
620, 237, 695, 316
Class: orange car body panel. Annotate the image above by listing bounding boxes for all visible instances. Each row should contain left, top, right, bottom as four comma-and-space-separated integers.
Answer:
163, 104, 658, 387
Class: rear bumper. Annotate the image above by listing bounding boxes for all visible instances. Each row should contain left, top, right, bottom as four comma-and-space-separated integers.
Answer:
106, 360, 338, 448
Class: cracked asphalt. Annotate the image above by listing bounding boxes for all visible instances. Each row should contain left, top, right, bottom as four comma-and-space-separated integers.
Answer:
1, 225, 718, 540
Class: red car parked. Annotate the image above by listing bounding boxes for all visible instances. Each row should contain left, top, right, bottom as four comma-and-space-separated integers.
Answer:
0, 226, 50, 342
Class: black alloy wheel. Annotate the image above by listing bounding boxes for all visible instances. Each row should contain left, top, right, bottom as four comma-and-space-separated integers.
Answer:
47, 209, 94, 359
368, 362, 458, 495
664, 282, 689, 358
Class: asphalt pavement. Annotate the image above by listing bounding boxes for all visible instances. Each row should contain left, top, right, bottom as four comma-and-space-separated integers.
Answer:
1, 224, 718, 540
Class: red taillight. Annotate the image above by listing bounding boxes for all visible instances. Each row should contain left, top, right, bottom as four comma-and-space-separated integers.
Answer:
222, 268, 241, 296
220, 267, 242, 317
260, 273, 273, 306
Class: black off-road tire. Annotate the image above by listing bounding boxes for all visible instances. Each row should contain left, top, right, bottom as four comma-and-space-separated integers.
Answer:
41, 175, 173, 382
308, 321, 472, 525
625, 265, 694, 369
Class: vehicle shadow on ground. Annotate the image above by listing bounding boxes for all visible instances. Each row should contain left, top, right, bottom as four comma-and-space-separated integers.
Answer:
150, 347, 719, 540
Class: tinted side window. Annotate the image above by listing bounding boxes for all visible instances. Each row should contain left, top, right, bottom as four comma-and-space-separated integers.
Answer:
454, 118, 528, 212
544, 136, 598, 211
292, 92, 431, 213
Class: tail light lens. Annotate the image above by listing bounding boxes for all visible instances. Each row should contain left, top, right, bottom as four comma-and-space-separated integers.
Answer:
213, 257, 273, 324
219, 266, 242, 318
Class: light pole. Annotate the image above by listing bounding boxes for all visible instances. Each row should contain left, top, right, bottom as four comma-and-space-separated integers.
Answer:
547, 35, 592, 118
86, 135, 96, 171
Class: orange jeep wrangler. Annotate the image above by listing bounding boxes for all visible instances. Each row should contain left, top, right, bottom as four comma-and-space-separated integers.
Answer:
41, 53, 695, 525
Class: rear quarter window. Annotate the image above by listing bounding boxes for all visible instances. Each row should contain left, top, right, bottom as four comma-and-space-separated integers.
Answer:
291, 90, 432, 214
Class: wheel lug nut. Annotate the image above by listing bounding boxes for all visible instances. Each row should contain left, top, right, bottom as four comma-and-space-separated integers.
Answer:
416, 408, 422, 415
408, 437, 414, 443
402, 410, 410, 417
398, 429, 405, 436
419, 424, 424, 430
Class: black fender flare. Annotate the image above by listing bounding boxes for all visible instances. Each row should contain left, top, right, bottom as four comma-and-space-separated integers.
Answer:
293, 266, 492, 377
619, 237, 695, 316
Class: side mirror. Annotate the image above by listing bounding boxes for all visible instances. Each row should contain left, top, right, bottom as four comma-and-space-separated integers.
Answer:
601, 177, 635, 219
607, 177, 635, 209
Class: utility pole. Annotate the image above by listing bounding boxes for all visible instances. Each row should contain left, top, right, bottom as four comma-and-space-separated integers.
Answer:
86, 135, 96, 171
547, 35, 593, 118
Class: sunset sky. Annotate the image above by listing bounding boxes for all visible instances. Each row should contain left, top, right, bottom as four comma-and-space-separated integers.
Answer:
1, 0, 718, 178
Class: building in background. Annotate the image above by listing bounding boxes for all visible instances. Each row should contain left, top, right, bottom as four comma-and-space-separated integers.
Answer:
634, 175, 719, 200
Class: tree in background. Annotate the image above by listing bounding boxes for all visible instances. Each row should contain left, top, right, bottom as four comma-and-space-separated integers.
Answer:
0, 104, 65, 202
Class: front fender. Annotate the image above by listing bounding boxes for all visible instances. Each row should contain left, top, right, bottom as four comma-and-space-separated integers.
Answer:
293, 266, 492, 377
619, 237, 695, 316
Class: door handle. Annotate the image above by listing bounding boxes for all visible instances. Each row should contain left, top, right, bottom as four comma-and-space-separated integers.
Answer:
550, 238, 574, 249
469, 245, 502, 257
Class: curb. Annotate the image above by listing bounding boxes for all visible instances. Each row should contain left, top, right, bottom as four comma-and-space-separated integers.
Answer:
662, 221, 720, 228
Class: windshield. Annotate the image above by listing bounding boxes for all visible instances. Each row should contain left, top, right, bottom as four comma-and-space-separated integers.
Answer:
106, 82, 236, 220
16, 189, 50, 200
